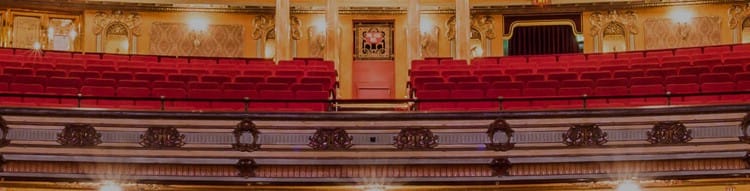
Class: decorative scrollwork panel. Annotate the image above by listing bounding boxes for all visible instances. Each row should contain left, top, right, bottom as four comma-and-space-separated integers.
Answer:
139, 127, 185, 149
562, 124, 608, 147
393, 127, 438, 150
236, 159, 258, 178
486, 119, 515, 151
308, 128, 353, 150
57, 123, 102, 147
490, 158, 511, 177
647, 121, 692, 144
0, 117, 9, 147
233, 118, 261, 152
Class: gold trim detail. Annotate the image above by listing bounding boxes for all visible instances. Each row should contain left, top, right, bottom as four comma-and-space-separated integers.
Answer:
503, 19, 581, 39
590, 10, 638, 38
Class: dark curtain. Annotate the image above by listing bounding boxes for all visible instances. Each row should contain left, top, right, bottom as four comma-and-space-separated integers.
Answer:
508, 25, 580, 56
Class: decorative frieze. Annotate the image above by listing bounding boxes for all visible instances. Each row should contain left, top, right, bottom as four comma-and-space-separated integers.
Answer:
57, 123, 102, 147
589, 10, 639, 38
0, 117, 9, 147
308, 128, 353, 150
562, 124, 608, 146
647, 121, 692, 144
93, 10, 142, 36
232, 118, 261, 152
393, 127, 438, 150
490, 158, 511, 176
486, 119, 515, 151
139, 127, 185, 149
236, 159, 258, 178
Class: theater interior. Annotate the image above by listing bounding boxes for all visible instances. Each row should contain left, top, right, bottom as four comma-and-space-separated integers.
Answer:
1, 0, 750, 190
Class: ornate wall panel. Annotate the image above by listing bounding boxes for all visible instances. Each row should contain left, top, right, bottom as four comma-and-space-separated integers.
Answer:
149, 22, 243, 57
589, 10, 638, 52
354, 21, 394, 60
643, 17, 721, 50
11, 15, 41, 49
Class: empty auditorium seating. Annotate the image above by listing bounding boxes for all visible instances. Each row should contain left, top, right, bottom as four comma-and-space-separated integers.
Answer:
409, 43, 750, 111
0, 47, 336, 111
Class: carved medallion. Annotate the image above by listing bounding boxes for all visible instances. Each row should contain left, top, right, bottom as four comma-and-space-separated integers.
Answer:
490, 158, 511, 176
139, 127, 185, 149
57, 123, 102, 147
393, 127, 438, 150
308, 128, 353, 150
486, 119, 515, 151
647, 121, 692, 144
739, 113, 750, 144
562, 124, 608, 147
0, 117, 10, 147
236, 159, 258, 178
233, 118, 261, 152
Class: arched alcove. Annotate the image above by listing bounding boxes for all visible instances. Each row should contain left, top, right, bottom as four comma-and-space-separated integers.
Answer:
601, 22, 628, 52
103, 22, 131, 54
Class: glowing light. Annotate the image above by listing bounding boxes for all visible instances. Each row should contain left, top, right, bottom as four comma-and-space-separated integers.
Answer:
119, 41, 130, 53
669, 7, 694, 23
186, 15, 209, 32
616, 180, 642, 191
471, 45, 484, 58
69, 30, 78, 39
32, 42, 42, 50
363, 184, 386, 191
420, 17, 434, 34
47, 27, 55, 40
311, 16, 326, 34
99, 181, 122, 191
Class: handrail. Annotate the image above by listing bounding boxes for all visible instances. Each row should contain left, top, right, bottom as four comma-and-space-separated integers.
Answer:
0, 90, 748, 106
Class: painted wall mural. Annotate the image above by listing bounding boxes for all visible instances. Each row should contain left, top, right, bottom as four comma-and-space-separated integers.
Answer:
643, 17, 721, 50
11, 16, 41, 49
149, 22, 244, 57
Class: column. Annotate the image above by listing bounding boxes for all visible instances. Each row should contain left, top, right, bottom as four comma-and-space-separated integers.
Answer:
406, 0, 421, 62
454, 0, 471, 60
324, 0, 339, 65
275, 0, 292, 61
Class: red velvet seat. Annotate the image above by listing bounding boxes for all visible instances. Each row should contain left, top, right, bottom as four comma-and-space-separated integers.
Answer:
134, 73, 165, 82
152, 81, 186, 89
3, 67, 33, 76
102, 72, 134, 82
515, 74, 545, 83
547, 72, 578, 82
711, 64, 743, 74
69, 71, 101, 80
580, 71, 611, 81
117, 80, 150, 88
266, 76, 298, 84
250, 90, 294, 111
613, 70, 645, 79
645, 68, 678, 78
447, 76, 479, 83
289, 90, 330, 111
35, 69, 66, 78
167, 74, 199, 83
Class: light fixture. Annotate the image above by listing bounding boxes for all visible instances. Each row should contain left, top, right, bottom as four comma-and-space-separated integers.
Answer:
532, 0, 551, 7
363, 184, 386, 191
32, 41, 42, 50
616, 180, 642, 191
186, 14, 209, 47
99, 181, 123, 191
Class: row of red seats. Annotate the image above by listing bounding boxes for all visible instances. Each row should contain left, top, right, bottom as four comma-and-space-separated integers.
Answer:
460, 43, 750, 65
412, 67, 750, 89
411, 44, 750, 111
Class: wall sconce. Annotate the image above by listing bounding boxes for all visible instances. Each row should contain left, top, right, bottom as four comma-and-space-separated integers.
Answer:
308, 17, 327, 58
186, 16, 209, 47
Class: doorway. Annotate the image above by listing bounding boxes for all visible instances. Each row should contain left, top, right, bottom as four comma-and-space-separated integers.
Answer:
351, 21, 395, 99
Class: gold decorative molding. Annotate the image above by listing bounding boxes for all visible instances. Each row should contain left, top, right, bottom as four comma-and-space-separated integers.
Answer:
729, 3, 750, 30
502, 20, 581, 39
250, 15, 302, 40
589, 10, 638, 38
93, 10, 141, 36
446, 15, 496, 40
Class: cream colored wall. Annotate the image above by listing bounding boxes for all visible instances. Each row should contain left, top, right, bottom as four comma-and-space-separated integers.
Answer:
82, 10, 261, 57
583, 3, 734, 53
